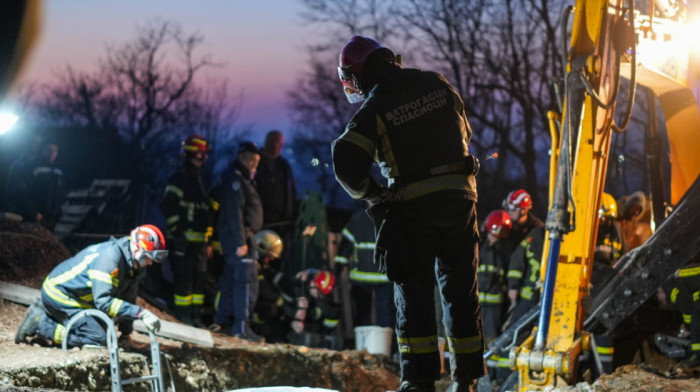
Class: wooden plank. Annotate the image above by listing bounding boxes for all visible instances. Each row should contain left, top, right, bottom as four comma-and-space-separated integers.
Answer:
0, 281, 40, 306
134, 319, 214, 347
0, 281, 213, 347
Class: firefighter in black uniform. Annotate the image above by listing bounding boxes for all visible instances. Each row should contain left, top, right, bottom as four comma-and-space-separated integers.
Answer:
590, 193, 624, 374
478, 210, 513, 342
334, 206, 395, 328
666, 261, 700, 367
332, 36, 484, 392
15, 225, 166, 347
160, 135, 215, 327
507, 226, 545, 324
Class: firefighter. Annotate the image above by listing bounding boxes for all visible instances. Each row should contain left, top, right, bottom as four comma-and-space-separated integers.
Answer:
590, 193, 624, 374
478, 210, 512, 342
502, 189, 544, 249
250, 230, 307, 343
507, 226, 545, 324
332, 36, 484, 392
594, 192, 625, 266
479, 211, 513, 392
666, 262, 700, 367
15, 225, 165, 348
159, 135, 215, 327
334, 206, 395, 328
209, 141, 264, 340
289, 269, 341, 340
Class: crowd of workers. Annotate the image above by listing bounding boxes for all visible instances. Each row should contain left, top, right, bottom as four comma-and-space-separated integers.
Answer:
10, 33, 699, 392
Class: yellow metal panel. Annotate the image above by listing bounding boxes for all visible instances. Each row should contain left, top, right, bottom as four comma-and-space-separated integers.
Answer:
547, 258, 583, 351
570, 0, 608, 57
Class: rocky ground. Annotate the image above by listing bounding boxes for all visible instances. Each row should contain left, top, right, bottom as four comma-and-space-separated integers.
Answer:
1, 219, 700, 391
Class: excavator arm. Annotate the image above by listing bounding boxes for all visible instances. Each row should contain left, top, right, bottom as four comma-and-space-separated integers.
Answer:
503, 1, 700, 390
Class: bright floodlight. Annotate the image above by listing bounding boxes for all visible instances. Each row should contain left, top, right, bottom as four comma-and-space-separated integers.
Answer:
0, 112, 19, 135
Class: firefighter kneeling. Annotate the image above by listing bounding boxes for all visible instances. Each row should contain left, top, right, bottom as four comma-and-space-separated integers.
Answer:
15, 225, 166, 348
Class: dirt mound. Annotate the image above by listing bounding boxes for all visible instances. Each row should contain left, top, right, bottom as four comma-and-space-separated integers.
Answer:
0, 220, 71, 288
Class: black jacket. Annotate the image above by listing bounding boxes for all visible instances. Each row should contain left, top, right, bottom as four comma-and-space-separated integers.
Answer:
332, 68, 477, 202
255, 153, 296, 223
160, 161, 214, 244
210, 160, 263, 249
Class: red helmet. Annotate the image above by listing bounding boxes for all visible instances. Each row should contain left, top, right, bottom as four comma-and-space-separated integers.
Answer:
130, 225, 168, 264
338, 36, 383, 104
313, 270, 336, 296
181, 135, 211, 155
485, 210, 512, 239
504, 189, 533, 210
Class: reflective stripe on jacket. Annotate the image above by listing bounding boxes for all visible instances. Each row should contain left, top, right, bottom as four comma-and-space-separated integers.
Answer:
42, 237, 144, 319
160, 162, 214, 243
331, 68, 477, 203
334, 210, 389, 284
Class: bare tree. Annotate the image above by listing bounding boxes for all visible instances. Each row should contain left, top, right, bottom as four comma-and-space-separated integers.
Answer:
28, 20, 244, 183
292, 0, 566, 211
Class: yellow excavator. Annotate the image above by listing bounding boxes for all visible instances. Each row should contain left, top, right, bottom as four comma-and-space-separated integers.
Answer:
487, 1, 700, 390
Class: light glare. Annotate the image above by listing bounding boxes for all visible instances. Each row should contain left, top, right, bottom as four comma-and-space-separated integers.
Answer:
0, 112, 19, 135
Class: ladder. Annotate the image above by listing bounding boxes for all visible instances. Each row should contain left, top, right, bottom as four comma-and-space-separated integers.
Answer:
62, 309, 165, 392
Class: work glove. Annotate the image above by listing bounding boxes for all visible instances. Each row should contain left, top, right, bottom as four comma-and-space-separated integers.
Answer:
137, 309, 161, 333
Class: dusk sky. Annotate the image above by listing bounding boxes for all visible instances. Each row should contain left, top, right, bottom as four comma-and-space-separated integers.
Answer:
17, 0, 315, 141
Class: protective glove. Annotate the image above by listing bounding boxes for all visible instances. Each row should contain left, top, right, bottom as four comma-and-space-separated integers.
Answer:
137, 309, 161, 333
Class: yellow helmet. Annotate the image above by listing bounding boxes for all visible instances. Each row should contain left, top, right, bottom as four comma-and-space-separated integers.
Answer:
599, 192, 618, 219
253, 230, 283, 258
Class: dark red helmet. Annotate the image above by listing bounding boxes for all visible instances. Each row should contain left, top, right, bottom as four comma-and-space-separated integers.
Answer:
504, 189, 533, 210
338, 36, 383, 103
485, 210, 512, 239
313, 270, 336, 296
181, 135, 211, 155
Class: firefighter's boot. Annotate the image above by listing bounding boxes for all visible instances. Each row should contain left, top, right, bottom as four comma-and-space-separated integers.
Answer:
396, 380, 435, 392
446, 379, 477, 392
15, 298, 46, 344
174, 306, 193, 326
191, 305, 205, 328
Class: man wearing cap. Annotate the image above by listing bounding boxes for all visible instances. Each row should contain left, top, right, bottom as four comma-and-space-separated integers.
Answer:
209, 141, 264, 340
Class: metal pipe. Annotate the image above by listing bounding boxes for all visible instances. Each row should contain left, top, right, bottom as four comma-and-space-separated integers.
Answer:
535, 237, 561, 349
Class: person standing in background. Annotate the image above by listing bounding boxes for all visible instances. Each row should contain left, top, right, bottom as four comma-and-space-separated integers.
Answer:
160, 135, 214, 327
23, 141, 66, 232
255, 130, 297, 272
209, 141, 264, 340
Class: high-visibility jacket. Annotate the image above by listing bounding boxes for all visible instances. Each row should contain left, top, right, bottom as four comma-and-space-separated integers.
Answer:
160, 161, 214, 244
507, 226, 545, 301
331, 68, 477, 203
334, 210, 389, 285
42, 236, 145, 319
